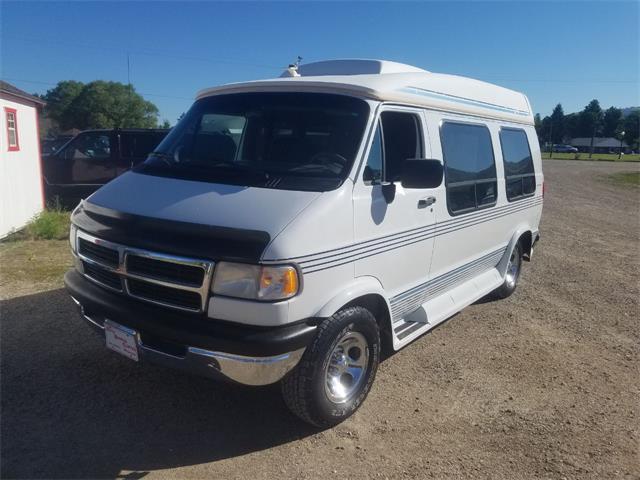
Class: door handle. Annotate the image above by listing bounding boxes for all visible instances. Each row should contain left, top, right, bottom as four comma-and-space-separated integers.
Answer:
418, 196, 436, 208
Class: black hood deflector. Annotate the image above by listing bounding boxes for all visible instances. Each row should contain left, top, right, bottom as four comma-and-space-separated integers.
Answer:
72, 201, 271, 262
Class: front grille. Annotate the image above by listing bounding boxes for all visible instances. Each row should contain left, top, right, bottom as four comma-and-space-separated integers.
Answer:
127, 278, 202, 311
76, 231, 213, 312
79, 238, 119, 267
83, 261, 122, 291
126, 254, 205, 287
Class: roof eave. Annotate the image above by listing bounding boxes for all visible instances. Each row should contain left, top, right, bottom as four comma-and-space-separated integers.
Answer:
0, 89, 46, 107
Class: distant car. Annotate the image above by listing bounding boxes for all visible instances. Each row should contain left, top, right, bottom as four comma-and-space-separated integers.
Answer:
552, 144, 578, 153
42, 128, 169, 205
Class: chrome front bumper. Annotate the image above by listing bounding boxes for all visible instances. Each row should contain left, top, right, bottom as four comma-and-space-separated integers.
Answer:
70, 296, 305, 386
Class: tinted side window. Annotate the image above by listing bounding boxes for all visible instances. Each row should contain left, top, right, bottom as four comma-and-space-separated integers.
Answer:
66, 133, 112, 161
363, 112, 422, 184
441, 122, 497, 214
380, 111, 422, 182
121, 134, 164, 159
499, 128, 536, 201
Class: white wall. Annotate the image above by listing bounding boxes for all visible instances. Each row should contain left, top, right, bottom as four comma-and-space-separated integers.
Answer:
0, 96, 44, 238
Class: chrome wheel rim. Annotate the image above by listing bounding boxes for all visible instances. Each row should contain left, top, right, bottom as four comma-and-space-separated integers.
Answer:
505, 248, 521, 289
324, 331, 369, 404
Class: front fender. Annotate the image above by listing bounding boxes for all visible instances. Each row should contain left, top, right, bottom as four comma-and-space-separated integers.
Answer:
314, 276, 391, 319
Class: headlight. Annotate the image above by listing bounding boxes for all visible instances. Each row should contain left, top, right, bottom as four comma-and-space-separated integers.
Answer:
69, 224, 77, 254
212, 262, 300, 301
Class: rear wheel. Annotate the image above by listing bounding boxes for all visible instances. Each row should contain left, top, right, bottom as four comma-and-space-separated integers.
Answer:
493, 242, 523, 299
281, 306, 380, 427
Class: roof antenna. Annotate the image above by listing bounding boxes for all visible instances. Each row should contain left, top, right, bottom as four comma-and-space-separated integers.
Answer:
284, 56, 302, 77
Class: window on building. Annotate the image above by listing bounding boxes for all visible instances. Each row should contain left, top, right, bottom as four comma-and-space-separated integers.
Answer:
440, 122, 497, 214
363, 111, 422, 184
5, 108, 19, 151
499, 128, 536, 201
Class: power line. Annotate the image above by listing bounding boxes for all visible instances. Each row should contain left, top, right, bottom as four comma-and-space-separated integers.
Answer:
8, 34, 285, 71
10, 35, 637, 83
7, 35, 638, 84
0, 77, 193, 100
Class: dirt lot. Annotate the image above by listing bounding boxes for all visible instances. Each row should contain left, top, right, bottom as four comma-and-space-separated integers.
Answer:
1, 160, 638, 479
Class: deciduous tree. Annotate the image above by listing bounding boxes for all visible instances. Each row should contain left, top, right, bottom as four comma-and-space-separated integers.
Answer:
564, 113, 580, 140
534, 113, 543, 142
43, 80, 159, 130
602, 107, 623, 138
42, 81, 85, 131
578, 100, 603, 157
550, 104, 565, 143
622, 110, 639, 151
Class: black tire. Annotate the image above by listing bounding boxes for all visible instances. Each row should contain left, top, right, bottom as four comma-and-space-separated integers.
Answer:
493, 242, 523, 299
281, 306, 380, 427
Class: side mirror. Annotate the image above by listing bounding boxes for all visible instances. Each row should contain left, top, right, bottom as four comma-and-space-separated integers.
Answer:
381, 181, 396, 203
401, 159, 443, 189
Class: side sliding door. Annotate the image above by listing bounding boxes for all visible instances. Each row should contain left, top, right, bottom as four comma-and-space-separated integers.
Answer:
427, 114, 506, 303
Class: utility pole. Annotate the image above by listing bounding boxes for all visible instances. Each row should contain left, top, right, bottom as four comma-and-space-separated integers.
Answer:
126, 52, 132, 128
619, 131, 625, 160
548, 121, 553, 158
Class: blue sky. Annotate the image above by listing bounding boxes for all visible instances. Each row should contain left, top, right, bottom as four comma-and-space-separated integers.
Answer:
2, 1, 638, 124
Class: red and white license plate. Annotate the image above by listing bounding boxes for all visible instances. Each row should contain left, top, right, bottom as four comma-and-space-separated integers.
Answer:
105, 320, 139, 362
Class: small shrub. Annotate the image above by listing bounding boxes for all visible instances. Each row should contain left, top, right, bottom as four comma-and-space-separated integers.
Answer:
24, 209, 71, 240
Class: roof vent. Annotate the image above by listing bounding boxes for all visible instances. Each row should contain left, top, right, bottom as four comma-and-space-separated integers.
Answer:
279, 59, 428, 77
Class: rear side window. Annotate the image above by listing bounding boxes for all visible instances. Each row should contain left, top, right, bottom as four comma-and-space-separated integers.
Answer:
440, 122, 497, 214
499, 128, 536, 201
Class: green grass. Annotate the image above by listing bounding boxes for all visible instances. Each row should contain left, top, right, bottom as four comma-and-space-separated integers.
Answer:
608, 171, 640, 187
26, 209, 71, 240
542, 152, 640, 162
4, 208, 71, 242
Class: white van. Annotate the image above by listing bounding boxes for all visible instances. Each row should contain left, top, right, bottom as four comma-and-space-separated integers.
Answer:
65, 60, 543, 427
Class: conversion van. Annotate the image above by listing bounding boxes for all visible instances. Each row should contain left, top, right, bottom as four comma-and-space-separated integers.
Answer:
65, 60, 543, 427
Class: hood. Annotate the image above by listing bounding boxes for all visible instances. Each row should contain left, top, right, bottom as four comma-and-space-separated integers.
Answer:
73, 171, 321, 262
88, 171, 321, 236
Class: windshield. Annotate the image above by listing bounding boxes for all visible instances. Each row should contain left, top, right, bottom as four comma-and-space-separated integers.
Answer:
137, 92, 370, 191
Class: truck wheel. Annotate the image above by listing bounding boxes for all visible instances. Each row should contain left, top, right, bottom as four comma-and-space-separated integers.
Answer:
493, 242, 523, 299
281, 306, 380, 427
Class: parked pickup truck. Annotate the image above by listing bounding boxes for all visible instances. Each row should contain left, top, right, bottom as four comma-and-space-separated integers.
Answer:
43, 128, 168, 205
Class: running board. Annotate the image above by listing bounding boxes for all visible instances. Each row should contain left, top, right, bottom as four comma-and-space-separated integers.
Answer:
391, 267, 503, 350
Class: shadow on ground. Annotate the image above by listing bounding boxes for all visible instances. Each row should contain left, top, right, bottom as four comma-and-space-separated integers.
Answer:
1, 289, 318, 479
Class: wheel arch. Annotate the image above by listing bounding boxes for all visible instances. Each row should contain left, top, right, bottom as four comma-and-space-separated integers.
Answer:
314, 276, 393, 349
497, 227, 534, 277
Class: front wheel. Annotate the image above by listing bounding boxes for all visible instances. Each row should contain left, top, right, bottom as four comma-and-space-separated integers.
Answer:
493, 242, 523, 299
281, 306, 380, 427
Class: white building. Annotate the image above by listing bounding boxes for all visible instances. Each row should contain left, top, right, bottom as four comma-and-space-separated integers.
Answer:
1, 81, 46, 238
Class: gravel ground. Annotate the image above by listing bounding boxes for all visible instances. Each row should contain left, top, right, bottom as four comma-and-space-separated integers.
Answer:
1, 160, 639, 479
